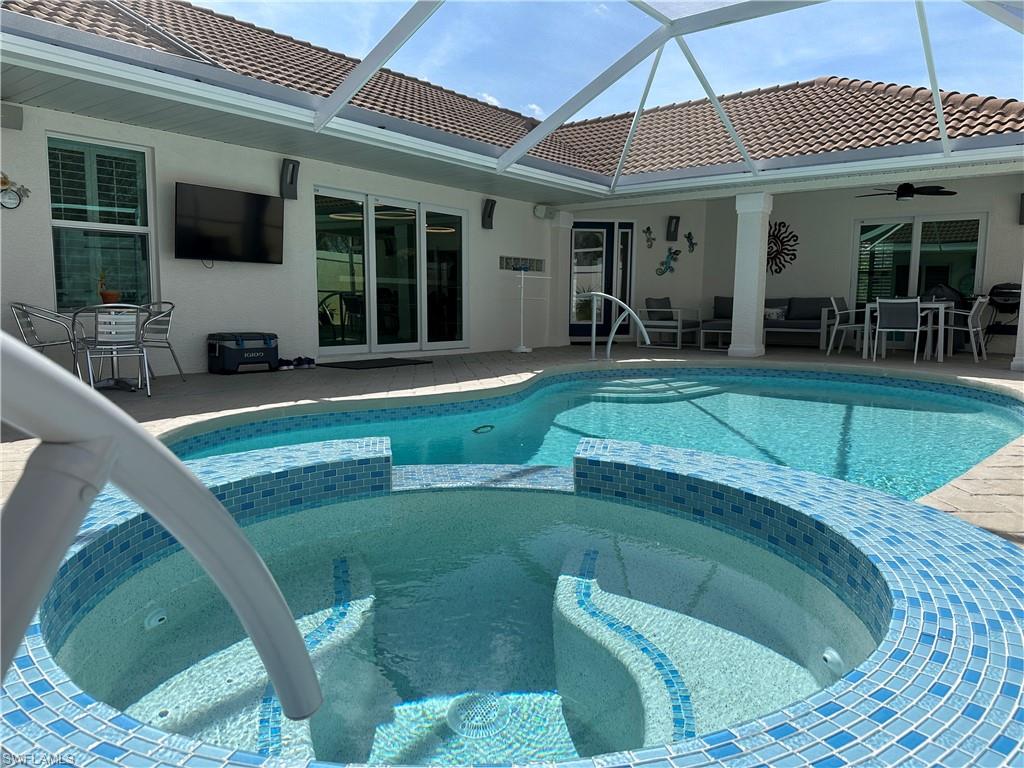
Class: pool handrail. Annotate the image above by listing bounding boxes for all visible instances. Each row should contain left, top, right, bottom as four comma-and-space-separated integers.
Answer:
579, 291, 652, 360
0, 331, 322, 720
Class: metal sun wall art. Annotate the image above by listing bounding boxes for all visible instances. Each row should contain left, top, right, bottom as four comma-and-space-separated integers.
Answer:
766, 220, 799, 274
656, 246, 681, 276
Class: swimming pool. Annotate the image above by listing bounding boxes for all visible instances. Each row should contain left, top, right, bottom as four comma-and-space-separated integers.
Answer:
173, 369, 1023, 500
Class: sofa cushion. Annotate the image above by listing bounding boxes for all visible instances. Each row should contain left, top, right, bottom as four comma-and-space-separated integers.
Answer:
764, 318, 822, 330
787, 297, 831, 321
765, 298, 788, 310
645, 297, 673, 321
713, 296, 733, 319
702, 318, 732, 331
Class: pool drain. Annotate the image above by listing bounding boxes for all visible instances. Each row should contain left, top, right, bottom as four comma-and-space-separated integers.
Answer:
446, 693, 511, 739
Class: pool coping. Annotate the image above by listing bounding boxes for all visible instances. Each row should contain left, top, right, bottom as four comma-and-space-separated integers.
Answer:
4, 439, 1022, 768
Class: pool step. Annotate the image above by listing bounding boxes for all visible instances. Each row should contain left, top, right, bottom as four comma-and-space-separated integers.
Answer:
125, 555, 375, 761
554, 548, 819, 746
367, 691, 578, 765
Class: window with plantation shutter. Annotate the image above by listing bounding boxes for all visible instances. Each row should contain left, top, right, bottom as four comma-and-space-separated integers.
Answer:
47, 138, 151, 310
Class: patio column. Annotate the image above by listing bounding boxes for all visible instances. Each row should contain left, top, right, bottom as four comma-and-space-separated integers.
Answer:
728, 192, 773, 357
1012, 259, 1024, 372
549, 211, 574, 347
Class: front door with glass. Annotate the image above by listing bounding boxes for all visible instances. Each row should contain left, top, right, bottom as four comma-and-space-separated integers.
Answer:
569, 221, 633, 338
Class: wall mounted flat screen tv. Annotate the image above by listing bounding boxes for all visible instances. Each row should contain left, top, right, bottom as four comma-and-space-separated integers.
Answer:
175, 183, 284, 264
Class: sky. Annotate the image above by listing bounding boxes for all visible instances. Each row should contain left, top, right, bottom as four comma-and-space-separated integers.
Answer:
201, 0, 1024, 122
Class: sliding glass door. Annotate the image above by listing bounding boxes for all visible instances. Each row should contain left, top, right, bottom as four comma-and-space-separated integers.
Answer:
314, 193, 367, 350
314, 188, 466, 354
853, 216, 985, 306
372, 199, 419, 350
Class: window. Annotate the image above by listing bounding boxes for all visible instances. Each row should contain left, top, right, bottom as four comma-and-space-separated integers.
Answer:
854, 216, 983, 306
571, 229, 606, 322
47, 137, 151, 310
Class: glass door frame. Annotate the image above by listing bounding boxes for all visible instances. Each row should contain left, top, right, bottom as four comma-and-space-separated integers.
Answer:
420, 203, 470, 351
314, 185, 371, 356
569, 220, 635, 339
848, 212, 988, 304
314, 187, 470, 355
368, 194, 421, 353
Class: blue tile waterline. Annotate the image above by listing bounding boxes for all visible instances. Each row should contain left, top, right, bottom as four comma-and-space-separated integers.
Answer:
575, 550, 696, 742
3, 437, 1022, 768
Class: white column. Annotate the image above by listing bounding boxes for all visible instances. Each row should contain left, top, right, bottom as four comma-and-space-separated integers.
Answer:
547, 211, 574, 347
728, 192, 773, 357
1011, 258, 1024, 372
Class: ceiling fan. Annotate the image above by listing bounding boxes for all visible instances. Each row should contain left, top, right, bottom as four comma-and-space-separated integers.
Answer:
857, 182, 957, 200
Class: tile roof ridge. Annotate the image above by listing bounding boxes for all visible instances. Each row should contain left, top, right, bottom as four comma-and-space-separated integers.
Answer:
165, 0, 539, 125
814, 75, 1024, 117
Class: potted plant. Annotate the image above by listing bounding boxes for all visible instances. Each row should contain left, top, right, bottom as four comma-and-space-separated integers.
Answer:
97, 270, 121, 304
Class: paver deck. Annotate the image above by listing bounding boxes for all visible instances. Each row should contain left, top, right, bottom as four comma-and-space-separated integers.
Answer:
3, 344, 1021, 542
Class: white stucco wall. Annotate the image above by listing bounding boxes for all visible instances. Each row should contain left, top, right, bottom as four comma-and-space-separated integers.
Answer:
1, 105, 555, 375
700, 175, 1024, 352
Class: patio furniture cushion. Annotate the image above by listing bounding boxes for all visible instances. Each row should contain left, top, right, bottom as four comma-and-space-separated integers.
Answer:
645, 297, 673, 321
764, 318, 821, 330
787, 297, 831, 320
701, 318, 732, 331
765, 298, 789, 311
713, 296, 733, 319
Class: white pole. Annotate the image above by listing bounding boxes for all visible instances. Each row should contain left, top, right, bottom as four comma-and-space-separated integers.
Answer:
511, 268, 532, 353
591, 294, 598, 360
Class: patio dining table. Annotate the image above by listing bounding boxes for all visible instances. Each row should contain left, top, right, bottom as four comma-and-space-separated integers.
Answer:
861, 300, 955, 362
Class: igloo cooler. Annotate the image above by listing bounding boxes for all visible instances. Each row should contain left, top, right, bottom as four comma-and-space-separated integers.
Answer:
207, 332, 279, 373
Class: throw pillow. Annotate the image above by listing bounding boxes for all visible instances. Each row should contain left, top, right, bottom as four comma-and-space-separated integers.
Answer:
764, 306, 786, 321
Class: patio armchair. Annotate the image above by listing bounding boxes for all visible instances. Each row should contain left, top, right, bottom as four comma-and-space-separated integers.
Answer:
9, 302, 81, 377
872, 298, 931, 364
637, 297, 700, 349
140, 301, 186, 381
826, 296, 864, 356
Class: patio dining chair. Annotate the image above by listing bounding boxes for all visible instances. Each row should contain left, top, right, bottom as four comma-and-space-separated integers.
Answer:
826, 296, 864, 356
9, 302, 81, 377
872, 298, 931, 364
72, 304, 151, 396
140, 301, 186, 381
941, 295, 990, 363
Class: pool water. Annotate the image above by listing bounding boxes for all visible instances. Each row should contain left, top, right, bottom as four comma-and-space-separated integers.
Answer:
180, 374, 1023, 499
53, 490, 877, 766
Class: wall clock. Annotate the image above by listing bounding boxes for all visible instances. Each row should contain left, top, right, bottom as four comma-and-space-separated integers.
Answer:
1, 187, 22, 209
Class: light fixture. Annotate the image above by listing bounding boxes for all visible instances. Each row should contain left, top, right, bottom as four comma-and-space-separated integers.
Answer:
375, 210, 416, 220
328, 212, 363, 221
425, 225, 456, 234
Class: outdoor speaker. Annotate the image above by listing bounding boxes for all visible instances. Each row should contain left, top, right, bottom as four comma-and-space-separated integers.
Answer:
279, 158, 300, 200
482, 198, 496, 229
666, 215, 680, 241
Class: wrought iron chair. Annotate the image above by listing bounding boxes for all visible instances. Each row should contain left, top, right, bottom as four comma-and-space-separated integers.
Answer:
72, 304, 151, 396
140, 301, 185, 381
9, 302, 81, 377
826, 296, 864, 356
872, 298, 931, 364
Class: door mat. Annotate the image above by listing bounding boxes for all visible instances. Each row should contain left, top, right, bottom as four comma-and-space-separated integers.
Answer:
319, 358, 432, 370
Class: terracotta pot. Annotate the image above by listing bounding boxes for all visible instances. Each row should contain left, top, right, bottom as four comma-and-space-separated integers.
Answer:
99, 289, 122, 304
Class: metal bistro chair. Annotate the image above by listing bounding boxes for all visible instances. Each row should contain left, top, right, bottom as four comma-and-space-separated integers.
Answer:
10, 302, 82, 377
140, 301, 185, 381
943, 295, 990, 363
72, 304, 151, 396
826, 296, 864, 356
872, 298, 931, 364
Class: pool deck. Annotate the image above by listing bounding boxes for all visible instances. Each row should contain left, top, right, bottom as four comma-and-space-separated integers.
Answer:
3, 344, 1022, 543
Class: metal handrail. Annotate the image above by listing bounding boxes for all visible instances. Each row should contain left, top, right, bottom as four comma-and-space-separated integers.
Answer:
0, 331, 321, 720
578, 291, 652, 360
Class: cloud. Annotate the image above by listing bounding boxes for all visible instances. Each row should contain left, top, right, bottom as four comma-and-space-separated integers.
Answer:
479, 92, 503, 107
525, 103, 546, 119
